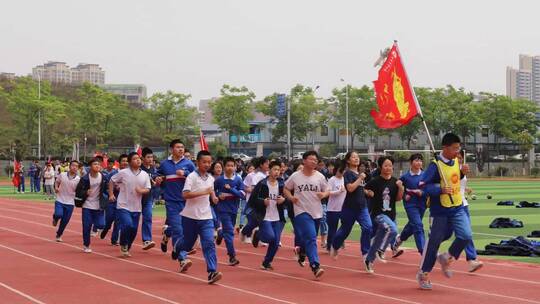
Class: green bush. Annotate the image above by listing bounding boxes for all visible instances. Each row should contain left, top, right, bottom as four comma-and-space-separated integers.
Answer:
319, 143, 336, 158
493, 166, 509, 176
531, 167, 540, 177
209, 140, 228, 159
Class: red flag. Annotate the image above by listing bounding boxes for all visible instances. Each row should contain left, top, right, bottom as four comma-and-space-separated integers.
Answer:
113, 160, 119, 169
12, 160, 20, 188
199, 129, 209, 152
136, 145, 142, 156
371, 43, 419, 129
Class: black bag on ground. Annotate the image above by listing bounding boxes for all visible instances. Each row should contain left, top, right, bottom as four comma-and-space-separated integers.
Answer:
489, 217, 524, 228
497, 200, 514, 206
477, 236, 540, 257
516, 201, 540, 208
528, 230, 540, 238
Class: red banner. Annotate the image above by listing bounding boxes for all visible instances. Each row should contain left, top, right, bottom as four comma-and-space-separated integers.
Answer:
200, 129, 209, 152
371, 44, 419, 129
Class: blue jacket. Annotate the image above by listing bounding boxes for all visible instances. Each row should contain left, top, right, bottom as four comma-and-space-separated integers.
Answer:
157, 156, 196, 203
214, 174, 245, 214
420, 156, 463, 217
400, 170, 427, 209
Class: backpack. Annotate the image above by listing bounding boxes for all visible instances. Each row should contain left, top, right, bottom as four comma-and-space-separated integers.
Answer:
74, 178, 89, 208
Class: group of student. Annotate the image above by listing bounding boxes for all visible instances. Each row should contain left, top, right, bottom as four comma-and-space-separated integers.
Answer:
49, 132, 482, 289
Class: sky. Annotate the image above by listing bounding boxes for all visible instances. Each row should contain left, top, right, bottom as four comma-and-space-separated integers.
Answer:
2, 0, 539, 107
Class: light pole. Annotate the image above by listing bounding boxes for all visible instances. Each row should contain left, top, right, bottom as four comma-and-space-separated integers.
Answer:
311, 85, 320, 150
341, 79, 349, 152
36, 71, 41, 160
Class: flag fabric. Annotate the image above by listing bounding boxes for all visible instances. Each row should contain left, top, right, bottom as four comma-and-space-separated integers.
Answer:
12, 159, 20, 188
371, 43, 419, 129
199, 129, 209, 152
136, 145, 142, 156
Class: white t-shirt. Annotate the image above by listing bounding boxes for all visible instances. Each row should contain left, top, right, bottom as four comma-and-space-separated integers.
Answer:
83, 173, 102, 210
460, 175, 469, 207
56, 172, 80, 205
181, 171, 215, 220
327, 176, 346, 212
244, 171, 267, 201
111, 168, 151, 212
44, 167, 55, 186
264, 180, 280, 221
285, 170, 328, 219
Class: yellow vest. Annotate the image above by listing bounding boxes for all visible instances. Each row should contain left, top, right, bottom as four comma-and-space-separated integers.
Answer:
434, 158, 462, 208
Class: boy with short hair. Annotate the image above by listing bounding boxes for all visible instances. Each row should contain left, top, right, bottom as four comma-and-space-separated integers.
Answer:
52, 160, 81, 242
110, 152, 151, 257
416, 133, 473, 290
80, 158, 107, 253
178, 150, 222, 284
214, 156, 245, 266
140, 147, 158, 250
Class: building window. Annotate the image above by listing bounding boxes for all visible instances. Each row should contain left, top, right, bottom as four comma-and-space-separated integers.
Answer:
481, 128, 489, 137
320, 125, 328, 136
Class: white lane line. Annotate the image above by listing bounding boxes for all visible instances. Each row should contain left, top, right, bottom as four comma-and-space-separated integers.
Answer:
0, 281, 47, 304
0, 244, 181, 304
0, 224, 296, 304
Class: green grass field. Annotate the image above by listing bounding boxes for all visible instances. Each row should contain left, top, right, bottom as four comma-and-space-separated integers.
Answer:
2, 179, 539, 263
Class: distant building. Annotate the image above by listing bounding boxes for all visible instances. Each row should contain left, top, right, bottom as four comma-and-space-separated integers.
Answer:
100, 84, 147, 105
507, 54, 540, 104
0, 72, 16, 80
198, 98, 218, 124
32, 61, 105, 85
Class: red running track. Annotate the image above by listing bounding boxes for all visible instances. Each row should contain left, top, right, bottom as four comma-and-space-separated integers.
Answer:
0, 197, 539, 304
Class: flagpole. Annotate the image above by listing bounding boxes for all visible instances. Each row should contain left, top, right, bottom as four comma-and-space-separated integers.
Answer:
393, 40, 454, 204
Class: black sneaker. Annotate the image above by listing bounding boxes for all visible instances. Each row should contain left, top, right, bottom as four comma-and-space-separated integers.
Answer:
208, 271, 222, 284
216, 229, 223, 246
161, 225, 169, 253
297, 252, 306, 267
179, 259, 192, 273
52, 218, 59, 227
171, 249, 179, 260
260, 262, 274, 270
252, 228, 260, 248
100, 228, 109, 240
228, 256, 240, 266
364, 258, 374, 274
312, 266, 325, 278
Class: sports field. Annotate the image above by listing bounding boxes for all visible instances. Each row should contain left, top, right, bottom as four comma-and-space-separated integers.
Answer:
2, 179, 539, 263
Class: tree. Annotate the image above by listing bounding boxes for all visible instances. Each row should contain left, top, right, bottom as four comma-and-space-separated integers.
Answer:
331, 85, 377, 150
210, 85, 255, 147
147, 90, 198, 144
257, 85, 322, 150
477, 94, 514, 154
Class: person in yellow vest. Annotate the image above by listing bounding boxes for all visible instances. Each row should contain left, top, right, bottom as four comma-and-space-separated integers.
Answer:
415, 133, 472, 290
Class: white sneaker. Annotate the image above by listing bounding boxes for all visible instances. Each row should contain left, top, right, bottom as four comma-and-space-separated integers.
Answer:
55, 236, 63, 242
468, 259, 484, 273
376, 250, 388, 263
121, 245, 131, 257
90, 231, 98, 237
83, 247, 92, 253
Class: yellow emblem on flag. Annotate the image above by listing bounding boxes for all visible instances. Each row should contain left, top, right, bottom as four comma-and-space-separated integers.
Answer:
392, 68, 410, 119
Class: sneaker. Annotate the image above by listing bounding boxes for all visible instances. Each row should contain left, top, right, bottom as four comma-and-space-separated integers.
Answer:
330, 246, 338, 260
437, 253, 454, 278
235, 226, 240, 234
392, 248, 404, 258
83, 247, 92, 253
208, 271, 222, 284
260, 262, 274, 270
179, 259, 193, 273
278, 241, 282, 247
100, 228, 109, 239
161, 225, 169, 253
216, 228, 223, 245
171, 249, 179, 260
394, 234, 403, 249
376, 250, 387, 263
298, 253, 306, 267
468, 259, 484, 273
52, 218, 59, 227
252, 228, 260, 248
228, 256, 240, 266
142, 241, 155, 250
312, 266, 325, 278
55, 236, 63, 242
111, 241, 119, 246
416, 271, 432, 290
260, 242, 268, 247
121, 245, 131, 257
364, 258, 374, 274
90, 231, 98, 237
187, 248, 197, 255
320, 242, 327, 249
